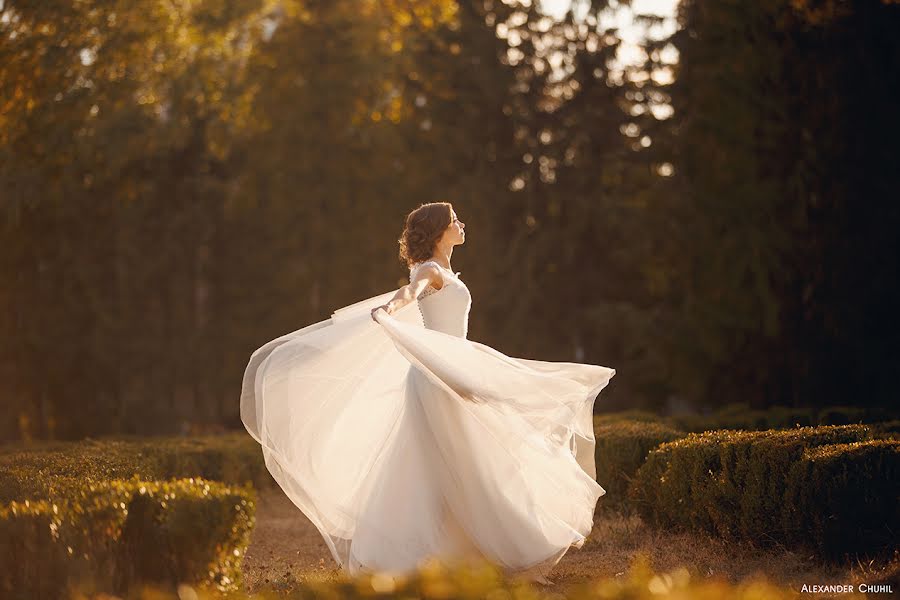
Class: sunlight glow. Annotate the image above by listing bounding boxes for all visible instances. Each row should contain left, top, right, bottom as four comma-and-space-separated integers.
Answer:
540, 0, 679, 68
528, 0, 679, 122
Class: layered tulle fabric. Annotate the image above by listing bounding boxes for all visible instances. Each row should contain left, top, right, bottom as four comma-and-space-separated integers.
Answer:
241, 283, 616, 581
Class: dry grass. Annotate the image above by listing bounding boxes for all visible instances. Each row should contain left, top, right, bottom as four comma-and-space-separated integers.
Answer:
242, 489, 900, 598
560, 507, 900, 597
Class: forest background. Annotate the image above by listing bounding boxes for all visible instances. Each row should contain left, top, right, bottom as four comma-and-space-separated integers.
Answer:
2, 0, 898, 440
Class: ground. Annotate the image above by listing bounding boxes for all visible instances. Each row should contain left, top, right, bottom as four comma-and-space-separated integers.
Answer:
242, 489, 900, 598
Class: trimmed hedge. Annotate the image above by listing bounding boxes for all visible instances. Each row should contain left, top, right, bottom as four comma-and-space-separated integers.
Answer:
664, 403, 896, 434
0, 477, 255, 599
0, 435, 265, 598
667, 405, 818, 433
629, 424, 890, 559
871, 419, 900, 439
0, 433, 270, 503
784, 440, 900, 559
593, 417, 685, 507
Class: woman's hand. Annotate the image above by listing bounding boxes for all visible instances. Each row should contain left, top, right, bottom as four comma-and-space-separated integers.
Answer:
371, 303, 394, 322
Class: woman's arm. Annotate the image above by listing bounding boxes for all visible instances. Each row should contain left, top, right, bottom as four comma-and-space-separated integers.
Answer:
371, 264, 443, 320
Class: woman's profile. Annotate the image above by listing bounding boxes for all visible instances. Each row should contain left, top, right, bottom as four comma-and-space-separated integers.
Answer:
241, 202, 616, 584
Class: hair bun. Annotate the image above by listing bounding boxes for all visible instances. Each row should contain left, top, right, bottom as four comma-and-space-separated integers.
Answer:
397, 202, 454, 268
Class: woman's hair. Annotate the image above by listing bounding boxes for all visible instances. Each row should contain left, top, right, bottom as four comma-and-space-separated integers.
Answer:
398, 202, 453, 268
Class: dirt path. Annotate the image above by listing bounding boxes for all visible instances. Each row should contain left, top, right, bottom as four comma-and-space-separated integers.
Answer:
242, 489, 899, 597
242, 489, 335, 592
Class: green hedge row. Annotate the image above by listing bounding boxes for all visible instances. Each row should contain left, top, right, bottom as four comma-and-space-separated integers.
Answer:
596, 404, 899, 434
0, 435, 266, 598
594, 409, 668, 425
784, 440, 900, 557
672, 403, 896, 433
629, 424, 899, 559
0, 433, 270, 503
0, 477, 255, 599
592, 417, 685, 507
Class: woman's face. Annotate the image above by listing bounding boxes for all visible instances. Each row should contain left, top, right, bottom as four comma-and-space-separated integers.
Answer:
441, 209, 465, 245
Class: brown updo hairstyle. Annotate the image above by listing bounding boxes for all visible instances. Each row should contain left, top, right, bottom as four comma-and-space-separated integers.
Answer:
398, 202, 453, 268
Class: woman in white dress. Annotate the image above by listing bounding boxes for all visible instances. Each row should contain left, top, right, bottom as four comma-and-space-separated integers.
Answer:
241, 202, 616, 584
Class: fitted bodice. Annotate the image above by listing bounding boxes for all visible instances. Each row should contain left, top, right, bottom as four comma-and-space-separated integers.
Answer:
409, 260, 472, 338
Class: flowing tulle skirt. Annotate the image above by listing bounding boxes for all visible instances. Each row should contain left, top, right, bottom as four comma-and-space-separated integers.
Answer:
240, 290, 615, 581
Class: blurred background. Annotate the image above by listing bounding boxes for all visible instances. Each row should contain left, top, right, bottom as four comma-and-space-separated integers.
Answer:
2, 0, 898, 441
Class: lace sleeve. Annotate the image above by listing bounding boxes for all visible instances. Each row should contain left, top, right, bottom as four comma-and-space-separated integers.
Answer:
408, 260, 439, 284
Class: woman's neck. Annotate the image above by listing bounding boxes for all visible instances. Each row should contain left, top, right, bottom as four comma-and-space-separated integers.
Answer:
430, 247, 452, 270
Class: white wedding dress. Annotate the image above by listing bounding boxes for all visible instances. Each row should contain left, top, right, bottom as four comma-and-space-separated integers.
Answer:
241, 260, 616, 582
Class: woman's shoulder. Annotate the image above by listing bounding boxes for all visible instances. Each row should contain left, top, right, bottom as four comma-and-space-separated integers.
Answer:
409, 260, 445, 284
410, 259, 442, 272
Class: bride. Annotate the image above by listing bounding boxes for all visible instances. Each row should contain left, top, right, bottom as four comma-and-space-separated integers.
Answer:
241, 202, 616, 584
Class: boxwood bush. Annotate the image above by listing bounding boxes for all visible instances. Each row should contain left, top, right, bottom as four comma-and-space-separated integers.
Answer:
667, 405, 818, 433
0, 433, 270, 503
663, 403, 896, 434
628, 424, 891, 559
0, 477, 254, 599
0, 435, 265, 599
784, 439, 900, 559
593, 417, 685, 507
